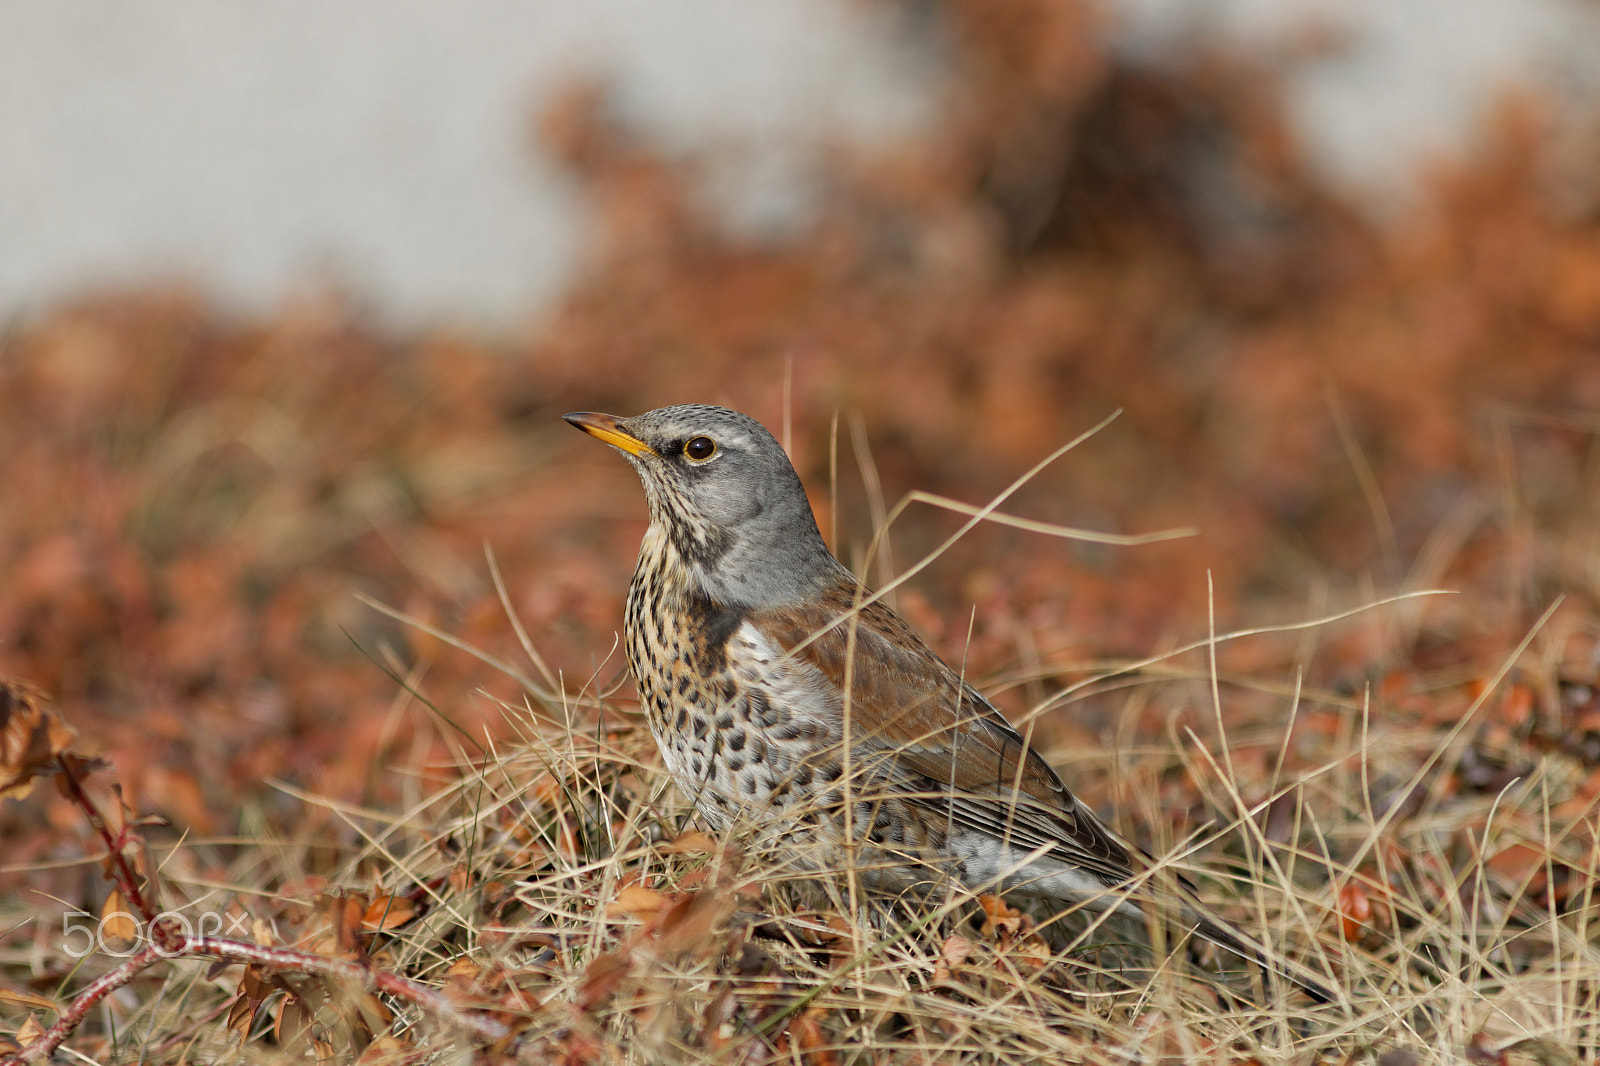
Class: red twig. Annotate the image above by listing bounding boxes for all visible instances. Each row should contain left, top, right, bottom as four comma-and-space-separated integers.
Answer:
5, 945, 167, 1065
182, 935, 511, 1041
53, 756, 162, 927
1, 934, 509, 1065
0, 757, 510, 1065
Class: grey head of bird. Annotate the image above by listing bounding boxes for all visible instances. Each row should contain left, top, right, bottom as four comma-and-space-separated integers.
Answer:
565, 403, 843, 609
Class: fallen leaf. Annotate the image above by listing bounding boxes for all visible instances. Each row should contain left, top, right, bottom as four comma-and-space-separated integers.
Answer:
0, 988, 58, 1013
0, 680, 76, 803
15, 1015, 45, 1046
932, 933, 972, 986
1336, 883, 1371, 942
978, 894, 1024, 940
575, 951, 631, 1013
361, 894, 418, 932
606, 883, 669, 918
791, 1006, 839, 1066
1486, 841, 1553, 897
661, 830, 718, 854
101, 888, 140, 945
355, 1035, 416, 1065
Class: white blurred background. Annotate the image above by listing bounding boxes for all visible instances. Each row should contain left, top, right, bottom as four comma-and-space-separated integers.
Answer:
3, 0, 1597, 328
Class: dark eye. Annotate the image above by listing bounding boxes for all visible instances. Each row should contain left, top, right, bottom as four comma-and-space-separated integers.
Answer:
684, 436, 717, 461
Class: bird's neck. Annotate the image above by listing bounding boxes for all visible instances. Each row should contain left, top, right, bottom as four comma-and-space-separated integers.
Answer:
636, 514, 836, 612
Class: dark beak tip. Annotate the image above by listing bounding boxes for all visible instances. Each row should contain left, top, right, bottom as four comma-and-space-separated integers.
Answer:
564, 410, 654, 458
564, 411, 614, 434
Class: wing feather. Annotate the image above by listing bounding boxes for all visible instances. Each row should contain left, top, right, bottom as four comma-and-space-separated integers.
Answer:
748, 580, 1133, 884
744, 580, 1337, 1002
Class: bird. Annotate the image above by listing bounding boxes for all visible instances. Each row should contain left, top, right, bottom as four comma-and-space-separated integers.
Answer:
566, 402, 1332, 1002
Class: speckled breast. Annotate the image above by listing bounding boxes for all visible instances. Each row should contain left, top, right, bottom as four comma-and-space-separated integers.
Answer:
622, 534, 845, 837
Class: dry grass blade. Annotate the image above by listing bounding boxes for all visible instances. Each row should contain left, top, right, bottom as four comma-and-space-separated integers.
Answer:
905, 490, 1197, 545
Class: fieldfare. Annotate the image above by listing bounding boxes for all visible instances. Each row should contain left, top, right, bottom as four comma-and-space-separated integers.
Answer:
567, 403, 1330, 1001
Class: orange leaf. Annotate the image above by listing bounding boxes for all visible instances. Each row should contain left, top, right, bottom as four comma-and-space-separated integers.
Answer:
0, 988, 59, 1013
661, 830, 718, 854
15, 1016, 45, 1046
1336, 883, 1371, 941
101, 888, 140, 944
1486, 842, 1550, 892
792, 1006, 839, 1066
655, 891, 733, 954
0, 679, 76, 803
1009, 933, 1052, 970
1500, 684, 1535, 730
355, 1035, 416, 1065
575, 951, 631, 1013
606, 883, 669, 918
328, 892, 368, 959
445, 956, 482, 979
978, 894, 1024, 940
361, 894, 417, 932
932, 934, 972, 987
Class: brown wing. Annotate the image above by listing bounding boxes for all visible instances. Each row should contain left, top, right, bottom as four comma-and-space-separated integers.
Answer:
749, 582, 1339, 1002
748, 579, 1135, 886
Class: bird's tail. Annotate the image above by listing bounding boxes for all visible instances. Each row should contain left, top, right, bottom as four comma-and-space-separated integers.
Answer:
1173, 891, 1338, 1006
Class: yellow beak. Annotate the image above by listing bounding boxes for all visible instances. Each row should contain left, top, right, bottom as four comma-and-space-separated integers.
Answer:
564, 411, 656, 458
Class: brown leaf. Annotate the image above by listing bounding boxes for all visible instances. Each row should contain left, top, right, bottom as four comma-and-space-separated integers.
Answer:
0, 988, 59, 1013
445, 956, 483, 980
1335, 883, 1372, 942
977, 894, 1024, 940
441, 957, 493, 1006
661, 830, 718, 854
15, 1015, 45, 1046
331, 892, 369, 960
791, 1006, 839, 1066
654, 890, 733, 955
1486, 841, 1552, 891
574, 951, 631, 1013
0, 679, 76, 803
1466, 1032, 1507, 1065
274, 994, 314, 1048
932, 933, 972, 987
101, 888, 140, 945
941, 933, 972, 969
361, 893, 418, 932
355, 1035, 418, 1065
701, 984, 738, 1052
228, 967, 279, 1034
606, 883, 669, 918
1007, 932, 1052, 971
1500, 683, 1535, 731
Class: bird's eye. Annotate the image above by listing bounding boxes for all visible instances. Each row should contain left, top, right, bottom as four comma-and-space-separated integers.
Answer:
684, 436, 717, 461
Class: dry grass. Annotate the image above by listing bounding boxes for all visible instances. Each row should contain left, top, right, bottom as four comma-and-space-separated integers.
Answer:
5, 524, 1595, 1064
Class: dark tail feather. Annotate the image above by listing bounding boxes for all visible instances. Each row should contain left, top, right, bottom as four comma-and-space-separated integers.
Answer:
1186, 906, 1338, 1005
1125, 851, 1339, 1005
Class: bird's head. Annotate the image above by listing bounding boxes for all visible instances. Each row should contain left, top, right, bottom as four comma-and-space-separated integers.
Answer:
565, 404, 838, 607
